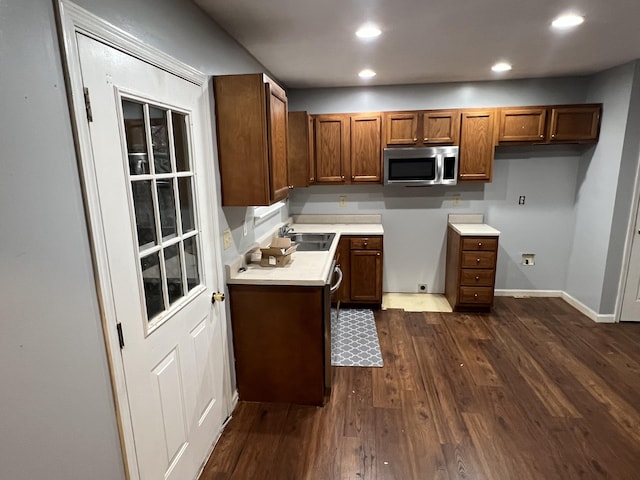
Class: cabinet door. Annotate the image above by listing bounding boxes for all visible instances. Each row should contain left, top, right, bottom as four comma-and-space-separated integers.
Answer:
308, 115, 316, 184
549, 105, 601, 142
267, 83, 289, 202
423, 110, 459, 144
315, 115, 349, 183
350, 114, 382, 183
458, 109, 496, 182
384, 112, 419, 146
350, 250, 382, 302
287, 111, 311, 187
499, 107, 547, 142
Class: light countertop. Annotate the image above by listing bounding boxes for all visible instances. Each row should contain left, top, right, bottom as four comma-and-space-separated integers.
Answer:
226, 222, 384, 286
448, 223, 500, 236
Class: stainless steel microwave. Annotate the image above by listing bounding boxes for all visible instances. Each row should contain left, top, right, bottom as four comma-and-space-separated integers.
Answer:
383, 146, 459, 186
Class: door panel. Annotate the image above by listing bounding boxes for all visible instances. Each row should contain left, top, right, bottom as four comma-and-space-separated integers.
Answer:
77, 33, 226, 480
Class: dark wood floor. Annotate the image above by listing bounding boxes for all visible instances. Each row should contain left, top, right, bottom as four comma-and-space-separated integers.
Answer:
200, 297, 640, 480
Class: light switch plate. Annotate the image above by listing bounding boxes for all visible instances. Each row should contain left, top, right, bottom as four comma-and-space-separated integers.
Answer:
223, 228, 232, 250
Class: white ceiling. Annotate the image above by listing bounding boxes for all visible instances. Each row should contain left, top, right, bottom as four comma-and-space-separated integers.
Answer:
194, 0, 640, 89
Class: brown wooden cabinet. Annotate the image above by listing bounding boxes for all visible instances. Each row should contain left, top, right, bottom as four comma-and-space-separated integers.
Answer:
288, 111, 315, 187
350, 114, 382, 183
213, 73, 289, 206
458, 109, 496, 182
314, 114, 349, 184
445, 227, 498, 311
228, 283, 331, 406
383, 110, 459, 147
549, 105, 601, 143
499, 107, 547, 142
336, 235, 383, 305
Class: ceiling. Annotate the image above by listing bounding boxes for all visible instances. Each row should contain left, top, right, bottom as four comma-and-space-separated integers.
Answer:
194, 0, 640, 89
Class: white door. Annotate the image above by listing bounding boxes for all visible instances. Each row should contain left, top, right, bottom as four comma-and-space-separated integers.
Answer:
77, 33, 227, 479
621, 201, 640, 321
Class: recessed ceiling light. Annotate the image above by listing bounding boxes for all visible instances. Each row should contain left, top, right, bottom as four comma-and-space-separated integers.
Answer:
356, 23, 381, 39
552, 14, 585, 29
491, 62, 512, 73
358, 69, 376, 79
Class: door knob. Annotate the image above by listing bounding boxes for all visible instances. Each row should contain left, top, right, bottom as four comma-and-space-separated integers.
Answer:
212, 292, 225, 303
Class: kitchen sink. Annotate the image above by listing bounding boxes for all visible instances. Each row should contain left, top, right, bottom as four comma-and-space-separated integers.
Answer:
285, 232, 336, 251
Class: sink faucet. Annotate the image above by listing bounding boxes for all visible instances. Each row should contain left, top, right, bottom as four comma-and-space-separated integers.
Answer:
278, 223, 293, 237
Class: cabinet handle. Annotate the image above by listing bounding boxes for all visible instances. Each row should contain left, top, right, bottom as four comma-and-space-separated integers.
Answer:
363, 242, 368, 247
288, 185, 294, 189
474, 293, 479, 298
551, 134, 556, 138
476, 258, 481, 263
540, 134, 544, 138
413, 137, 417, 142
377, 252, 380, 256
310, 177, 314, 182
475, 276, 480, 281
352, 175, 355, 180
423, 137, 428, 142
478, 242, 483, 247
341, 175, 345, 180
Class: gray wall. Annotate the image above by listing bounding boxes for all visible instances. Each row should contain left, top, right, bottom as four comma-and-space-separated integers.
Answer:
565, 63, 637, 313
289, 78, 590, 294
0, 0, 276, 478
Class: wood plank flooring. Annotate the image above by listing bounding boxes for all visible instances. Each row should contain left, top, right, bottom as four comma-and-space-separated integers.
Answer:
200, 297, 640, 480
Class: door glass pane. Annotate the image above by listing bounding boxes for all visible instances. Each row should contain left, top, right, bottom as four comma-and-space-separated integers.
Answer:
157, 180, 177, 240
164, 244, 184, 304
122, 100, 149, 175
141, 252, 164, 320
131, 180, 157, 249
184, 236, 200, 291
149, 107, 171, 174
178, 177, 195, 233
172, 112, 190, 171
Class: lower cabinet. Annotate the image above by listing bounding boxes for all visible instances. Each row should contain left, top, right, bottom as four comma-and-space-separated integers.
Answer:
228, 284, 331, 406
445, 227, 498, 311
336, 235, 383, 306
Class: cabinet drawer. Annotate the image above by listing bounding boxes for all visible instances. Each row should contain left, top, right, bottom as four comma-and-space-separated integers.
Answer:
462, 237, 497, 251
350, 237, 382, 250
461, 269, 495, 286
461, 251, 496, 268
459, 287, 494, 304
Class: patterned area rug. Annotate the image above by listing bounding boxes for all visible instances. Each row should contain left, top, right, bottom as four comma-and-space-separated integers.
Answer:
331, 308, 383, 367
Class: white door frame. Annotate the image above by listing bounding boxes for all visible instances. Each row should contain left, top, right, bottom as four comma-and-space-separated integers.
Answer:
55, 2, 232, 478
614, 142, 640, 322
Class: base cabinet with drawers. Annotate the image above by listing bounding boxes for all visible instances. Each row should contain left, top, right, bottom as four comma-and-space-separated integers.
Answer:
445, 227, 498, 311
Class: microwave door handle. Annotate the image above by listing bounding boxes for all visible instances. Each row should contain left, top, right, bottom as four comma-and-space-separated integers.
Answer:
436, 154, 443, 183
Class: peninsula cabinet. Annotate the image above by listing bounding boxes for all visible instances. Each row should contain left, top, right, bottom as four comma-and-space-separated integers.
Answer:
288, 111, 315, 186
213, 73, 289, 206
314, 113, 383, 184
458, 109, 496, 183
383, 110, 459, 147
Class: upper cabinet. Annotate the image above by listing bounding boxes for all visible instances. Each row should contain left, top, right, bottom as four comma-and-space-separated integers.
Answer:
499, 107, 547, 142
314, 114, 350, 184
498, 104, 602, 144
549, 105, 601, 143
314, 113, 382, 184
288, 111, 315, 187
383, 110, 459, 147
458, 109, 496, 183
213, 73, 289, 206
350, 114, 382, 183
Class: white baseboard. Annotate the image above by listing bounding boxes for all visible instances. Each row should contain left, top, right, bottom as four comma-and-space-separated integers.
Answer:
495, 289, 616, 323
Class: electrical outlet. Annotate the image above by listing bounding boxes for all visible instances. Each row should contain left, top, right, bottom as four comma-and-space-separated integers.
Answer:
453, 195, 461, 206
243, 221, 248, 237
518, 195, 526, 205
418, 284, 428, 293
339, 195, 347, 207
522, 253, 535, 266
223, 228, 232, 250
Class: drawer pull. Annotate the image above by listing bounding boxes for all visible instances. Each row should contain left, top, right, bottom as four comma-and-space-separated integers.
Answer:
474, 293, 479, 298
476, 258, 481, 263
364, 242, 368, 247
475, 276, 480, 281
478, 242, 483, 247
